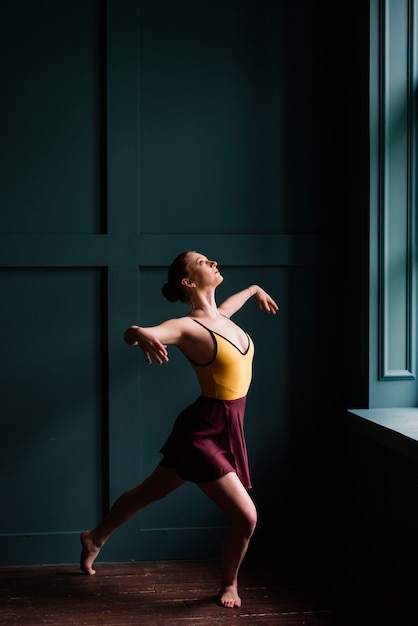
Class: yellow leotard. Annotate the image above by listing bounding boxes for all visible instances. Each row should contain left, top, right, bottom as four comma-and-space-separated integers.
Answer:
189, 320, 254, 400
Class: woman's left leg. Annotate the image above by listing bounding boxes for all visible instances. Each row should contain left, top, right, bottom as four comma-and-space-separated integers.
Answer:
197, 471, 257, 608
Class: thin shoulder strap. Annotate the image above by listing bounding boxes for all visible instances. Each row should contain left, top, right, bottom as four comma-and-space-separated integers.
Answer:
191, 318, 211, 332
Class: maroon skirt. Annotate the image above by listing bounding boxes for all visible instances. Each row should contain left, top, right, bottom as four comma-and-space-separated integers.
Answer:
160, 395, 251, 489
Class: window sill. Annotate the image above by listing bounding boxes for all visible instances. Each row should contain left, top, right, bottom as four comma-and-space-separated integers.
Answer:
347, 408, 418, 460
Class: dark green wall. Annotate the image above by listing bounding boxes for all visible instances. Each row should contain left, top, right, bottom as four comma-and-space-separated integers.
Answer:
0, 0, 352, 565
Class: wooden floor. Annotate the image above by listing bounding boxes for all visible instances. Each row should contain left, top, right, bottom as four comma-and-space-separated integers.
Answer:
0, 557, 417, 625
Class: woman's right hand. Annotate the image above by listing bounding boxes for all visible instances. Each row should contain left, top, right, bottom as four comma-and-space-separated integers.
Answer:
124, 326, 169, 364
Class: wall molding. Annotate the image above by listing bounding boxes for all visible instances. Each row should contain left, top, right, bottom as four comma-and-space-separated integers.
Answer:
0, 233, 343, 268
378, 0, 417, 380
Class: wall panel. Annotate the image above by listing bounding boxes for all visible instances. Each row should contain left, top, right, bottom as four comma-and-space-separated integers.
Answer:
0, 0, 105, 234
138, 0, 284, 235
0, 269, 106, 559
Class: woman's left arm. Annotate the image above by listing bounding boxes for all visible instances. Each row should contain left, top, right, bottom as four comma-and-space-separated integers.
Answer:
219, 285, 279, 318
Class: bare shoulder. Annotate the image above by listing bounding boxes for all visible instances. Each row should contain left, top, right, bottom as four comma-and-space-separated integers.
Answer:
154, 315, 214, 362
176, 315, 206, 338
158, 315, 202, 338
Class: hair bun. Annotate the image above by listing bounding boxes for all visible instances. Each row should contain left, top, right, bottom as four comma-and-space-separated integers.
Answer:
162, 282, 179, 302
162, 250, 192, 304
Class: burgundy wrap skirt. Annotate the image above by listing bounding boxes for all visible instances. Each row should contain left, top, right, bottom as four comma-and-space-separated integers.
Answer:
160, 395, 251, 489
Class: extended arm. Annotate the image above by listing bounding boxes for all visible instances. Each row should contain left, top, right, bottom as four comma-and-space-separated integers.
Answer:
218, 284, 279, 318
124, 318, 187, 364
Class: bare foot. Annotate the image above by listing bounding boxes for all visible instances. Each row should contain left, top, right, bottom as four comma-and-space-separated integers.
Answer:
218, 584, 241, 608
80, 530, 102, 575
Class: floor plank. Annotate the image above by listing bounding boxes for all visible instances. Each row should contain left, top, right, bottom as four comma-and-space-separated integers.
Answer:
0, 558, 416, 625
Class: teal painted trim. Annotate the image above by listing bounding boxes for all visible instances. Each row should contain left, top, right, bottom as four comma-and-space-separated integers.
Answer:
0, 528, 226, 566
369, 0, 380, 406
102, 527, 226, 562
106, 0, 139, 235
135, 234, 342, 267
406, 0, 418, 380
0, 532, 82, 567
0, 233, 343, 268
378, 0, 415, 381
107, 268, 141, 502
369, 0, 418, 406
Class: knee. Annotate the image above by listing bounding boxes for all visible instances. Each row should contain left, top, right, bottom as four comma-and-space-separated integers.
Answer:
248, 506, 258, 536
239, 505, 257, 539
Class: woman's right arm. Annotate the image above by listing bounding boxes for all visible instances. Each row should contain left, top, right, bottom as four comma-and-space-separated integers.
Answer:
124, 319, 187, 365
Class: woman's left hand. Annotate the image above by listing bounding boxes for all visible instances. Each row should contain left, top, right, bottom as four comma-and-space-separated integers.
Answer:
251, 286, 279, 314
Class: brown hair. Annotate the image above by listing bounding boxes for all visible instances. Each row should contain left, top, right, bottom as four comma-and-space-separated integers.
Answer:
162, 251, 192, 303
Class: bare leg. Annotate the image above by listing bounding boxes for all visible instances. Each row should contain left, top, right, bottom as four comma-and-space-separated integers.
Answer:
80, 465, 184, 574
198, 472, 257, 608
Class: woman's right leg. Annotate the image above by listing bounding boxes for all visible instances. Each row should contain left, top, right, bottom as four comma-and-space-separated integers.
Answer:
80, 464, 184, 574
197, 471, 257, 608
